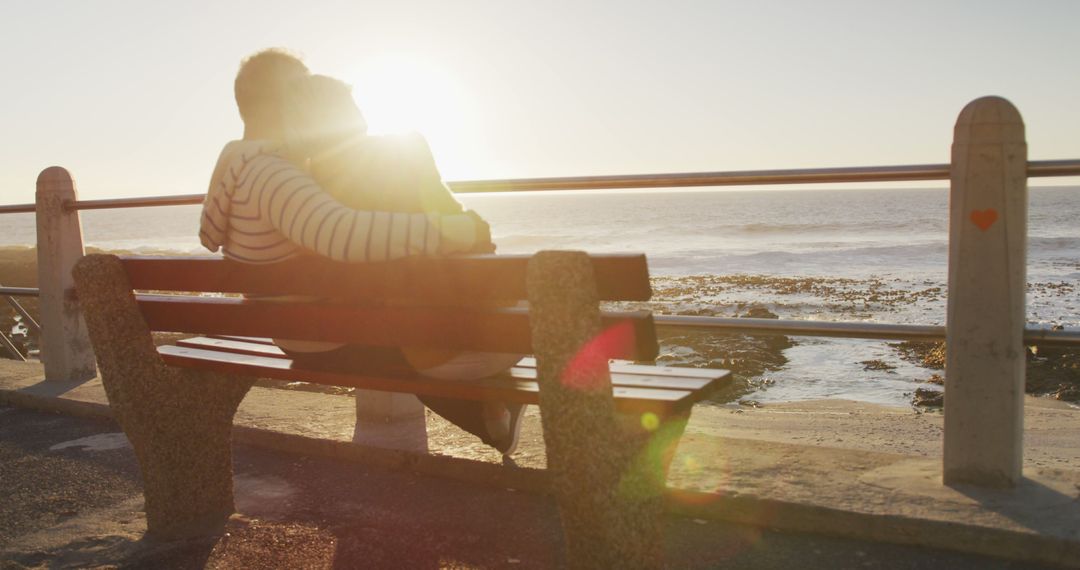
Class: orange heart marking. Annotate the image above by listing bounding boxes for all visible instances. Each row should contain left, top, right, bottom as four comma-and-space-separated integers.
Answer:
970, 208, 998, 231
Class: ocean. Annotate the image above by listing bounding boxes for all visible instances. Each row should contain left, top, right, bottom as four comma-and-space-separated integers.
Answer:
2, 186, 1078, 406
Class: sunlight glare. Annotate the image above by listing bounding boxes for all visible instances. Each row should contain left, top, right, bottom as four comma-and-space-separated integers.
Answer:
347, 54, 468, 140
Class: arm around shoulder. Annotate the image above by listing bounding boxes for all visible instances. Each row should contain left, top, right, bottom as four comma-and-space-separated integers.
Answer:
251, 155, 450, 262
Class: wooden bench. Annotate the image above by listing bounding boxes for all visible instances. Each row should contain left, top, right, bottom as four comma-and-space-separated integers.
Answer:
72, 251, 730, 568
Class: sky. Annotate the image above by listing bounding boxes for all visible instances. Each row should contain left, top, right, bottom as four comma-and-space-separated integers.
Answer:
2, 0, 1079, 203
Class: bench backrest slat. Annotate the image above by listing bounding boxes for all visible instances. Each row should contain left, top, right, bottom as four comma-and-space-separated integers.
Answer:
121, 254, 651, 302
137, 295, 659, 360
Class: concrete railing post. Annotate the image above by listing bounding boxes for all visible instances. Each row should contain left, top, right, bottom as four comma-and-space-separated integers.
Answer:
353, 391, 428, 452
944, 96, 1027, 488
36, 167, 97, 382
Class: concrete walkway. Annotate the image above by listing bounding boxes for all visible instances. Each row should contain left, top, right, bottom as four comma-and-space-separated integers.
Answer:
2, 359, 1078, 567
0, 405, 1055, 569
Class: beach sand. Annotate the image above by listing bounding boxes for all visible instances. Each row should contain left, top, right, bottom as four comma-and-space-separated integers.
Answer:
0, 246, 35, 287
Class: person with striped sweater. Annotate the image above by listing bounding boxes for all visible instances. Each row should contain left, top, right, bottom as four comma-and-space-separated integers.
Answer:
200, 137, 482, 265
199, 49, 524, 455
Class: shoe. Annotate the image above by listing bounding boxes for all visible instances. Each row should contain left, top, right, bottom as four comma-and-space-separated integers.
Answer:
488, 402, 526, 457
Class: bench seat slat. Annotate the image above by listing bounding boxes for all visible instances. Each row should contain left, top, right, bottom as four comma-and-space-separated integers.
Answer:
504, 367, 719, 392
179, 337, 288, 356
173, 337, 729, 393
121, 254, 652, 302
139, 295, 658, 361
158, 345, 712, 415
515, 356, 728, 379
209, 335, 277, 345
205, 338, 724, 380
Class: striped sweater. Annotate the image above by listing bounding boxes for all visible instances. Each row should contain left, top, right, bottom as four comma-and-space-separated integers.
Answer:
200, 140, 478, 263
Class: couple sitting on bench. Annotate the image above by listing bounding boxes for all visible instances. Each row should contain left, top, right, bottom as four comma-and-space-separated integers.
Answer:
73, 47, 730, 565
200, 49, 524, 455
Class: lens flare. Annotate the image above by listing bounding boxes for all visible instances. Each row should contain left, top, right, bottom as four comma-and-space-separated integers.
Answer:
616, 415, 690, 501
667, 436, 733, 508
559, 320, 636, 391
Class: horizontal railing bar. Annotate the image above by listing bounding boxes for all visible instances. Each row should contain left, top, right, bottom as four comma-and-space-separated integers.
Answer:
0, 204, 34, 214
0, 284, 1076, 345
655, 315, 946, 341
1026, 159, 1080, 178
1, 159, 1076, 214
455, 158, 1079, 191
1021, 327, 1080, 347
450, 163, 952, 192
0, 287, 38, 297
64, 193, 207, 212
653, 315, 1080, 346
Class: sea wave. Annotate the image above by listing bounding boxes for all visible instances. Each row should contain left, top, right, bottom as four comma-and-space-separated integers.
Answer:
1029, 236, 1080, 251
85, 241, 208, 255
733, 220, 943, 235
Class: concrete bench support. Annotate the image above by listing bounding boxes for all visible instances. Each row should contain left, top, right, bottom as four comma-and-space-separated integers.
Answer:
72, 255, 254, 539
527, 251, 683, 569
945, 96, 1027, 488
35, 167, 96, 382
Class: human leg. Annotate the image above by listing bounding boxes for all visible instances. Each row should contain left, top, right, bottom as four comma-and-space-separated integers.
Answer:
413, 351, 526, 454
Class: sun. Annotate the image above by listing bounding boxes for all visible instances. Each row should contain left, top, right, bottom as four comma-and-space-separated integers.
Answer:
346, 54, 466, 139
339, 53, 480, 177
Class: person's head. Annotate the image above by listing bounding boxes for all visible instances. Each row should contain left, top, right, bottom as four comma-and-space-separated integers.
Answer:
234, 48, 310, 140
282, 74, 368, 159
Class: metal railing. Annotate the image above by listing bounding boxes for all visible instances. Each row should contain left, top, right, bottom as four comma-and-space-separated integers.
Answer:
1, 163, 1079, 346
1, 287, 39, 297
1, 159, 1079, 214
0, 288, 36, 361
5, 295, 40, 332
0, 333, 24, 361
652, 316, 1080, 346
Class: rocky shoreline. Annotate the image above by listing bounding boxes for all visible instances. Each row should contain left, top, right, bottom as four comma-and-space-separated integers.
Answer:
894, 339, 1080, 407
640, 273, 1080, 407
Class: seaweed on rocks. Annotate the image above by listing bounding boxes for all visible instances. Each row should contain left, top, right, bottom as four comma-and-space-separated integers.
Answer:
859, 359, 896, 372
649, 274, 945, 316
892, 341, 946, 370
912, 387, 944, 408
894, 338, 1080, 406
1027, 342, 1080, 403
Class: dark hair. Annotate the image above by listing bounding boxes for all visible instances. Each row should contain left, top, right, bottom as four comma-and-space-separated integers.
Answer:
234, 48, 309, 125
